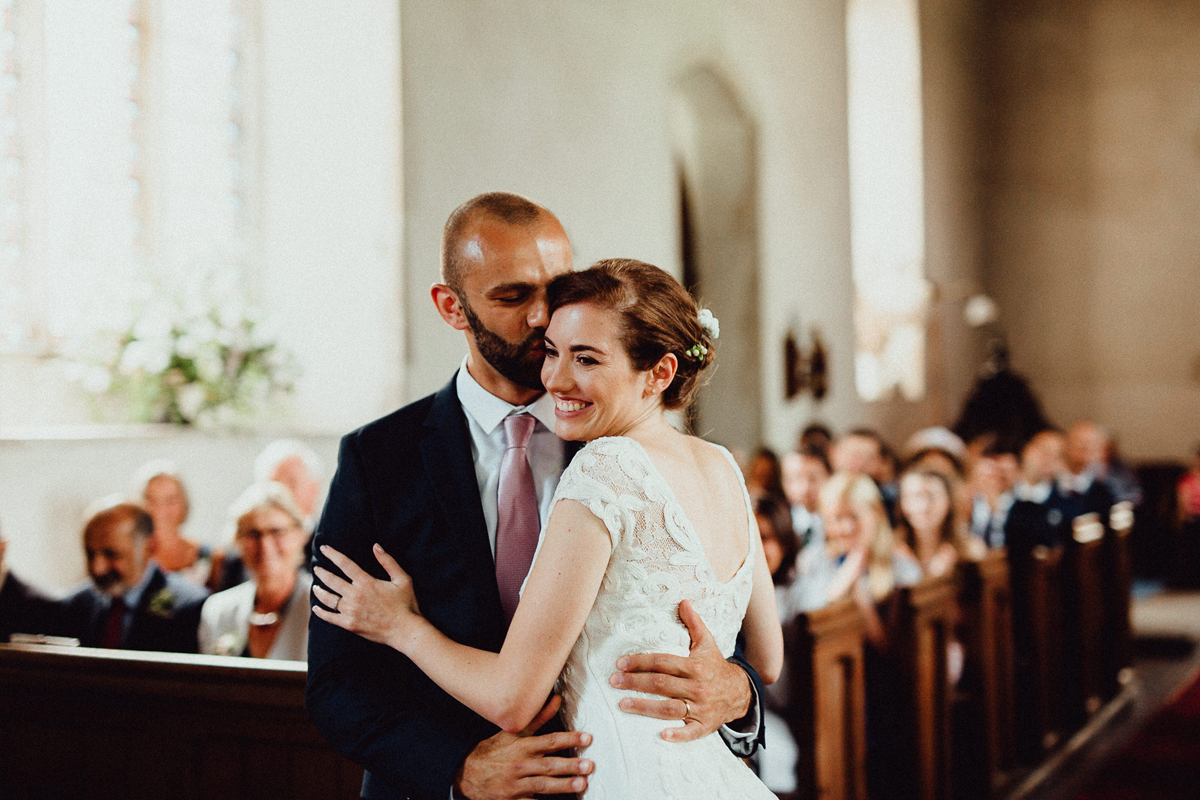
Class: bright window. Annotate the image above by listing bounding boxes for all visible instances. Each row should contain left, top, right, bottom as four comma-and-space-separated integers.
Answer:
846, 0, 930, 402
0, 0, 251, 356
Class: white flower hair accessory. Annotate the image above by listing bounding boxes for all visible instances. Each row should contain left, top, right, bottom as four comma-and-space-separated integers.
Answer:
697, 308, 720, 340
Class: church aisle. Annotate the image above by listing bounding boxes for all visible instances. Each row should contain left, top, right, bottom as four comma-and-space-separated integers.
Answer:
1015, 589, 1200, 800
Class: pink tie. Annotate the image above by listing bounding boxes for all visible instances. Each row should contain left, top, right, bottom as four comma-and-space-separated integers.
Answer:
495, 413, 540, 623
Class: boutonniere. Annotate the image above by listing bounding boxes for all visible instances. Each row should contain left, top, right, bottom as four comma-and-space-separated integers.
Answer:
147, 587, 178, 618
214, 631, 246, 656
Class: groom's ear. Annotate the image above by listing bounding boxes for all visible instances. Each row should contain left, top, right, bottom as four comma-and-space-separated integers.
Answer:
431, 283, 470, 331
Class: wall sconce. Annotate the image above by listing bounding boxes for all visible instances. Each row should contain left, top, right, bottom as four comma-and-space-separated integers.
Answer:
785, 327, 828, 401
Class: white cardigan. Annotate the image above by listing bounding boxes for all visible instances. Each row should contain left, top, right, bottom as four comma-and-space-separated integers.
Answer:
198, 571, 312, 662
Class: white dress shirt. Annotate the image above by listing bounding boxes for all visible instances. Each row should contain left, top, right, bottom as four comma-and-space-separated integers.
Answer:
456, 360, 565, 557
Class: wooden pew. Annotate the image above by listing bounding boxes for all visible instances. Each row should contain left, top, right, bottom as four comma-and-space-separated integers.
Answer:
895, 573, 959, 800
1104, 501, 1136, 696
956, 551, 1016, 797
784, 597, 868, 800
1025, 544, 1064, 754
0, 644, 363, 800
1062, 513, 1107, 725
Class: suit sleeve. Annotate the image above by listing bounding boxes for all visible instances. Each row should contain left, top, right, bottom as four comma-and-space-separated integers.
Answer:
306, 433, 496, 800
719, 633, 766, 757
0, 573, 71, 643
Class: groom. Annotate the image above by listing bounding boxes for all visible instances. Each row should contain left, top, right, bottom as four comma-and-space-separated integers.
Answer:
307, 193, 764, 800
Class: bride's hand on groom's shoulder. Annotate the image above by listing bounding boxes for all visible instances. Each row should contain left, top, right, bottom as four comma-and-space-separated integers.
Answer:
312, 544, 421, 651
608, 600, 753, 743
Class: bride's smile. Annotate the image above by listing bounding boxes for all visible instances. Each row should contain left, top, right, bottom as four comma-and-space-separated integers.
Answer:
542, 301, 673, 442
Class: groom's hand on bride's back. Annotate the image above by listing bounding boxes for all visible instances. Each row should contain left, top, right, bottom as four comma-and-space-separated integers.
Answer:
607, 600, 753, 743
454, 694, 594, 800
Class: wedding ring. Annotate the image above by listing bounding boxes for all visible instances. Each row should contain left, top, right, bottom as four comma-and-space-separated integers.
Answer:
682, 700, 691, 721
332, 595, 341, 612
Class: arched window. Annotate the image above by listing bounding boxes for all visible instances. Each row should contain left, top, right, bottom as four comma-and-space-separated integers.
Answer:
0, 0, 253, 357
846, 0, 930, 402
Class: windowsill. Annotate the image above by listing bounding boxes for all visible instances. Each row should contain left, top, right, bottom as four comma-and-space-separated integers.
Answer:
0, 423, 344, 442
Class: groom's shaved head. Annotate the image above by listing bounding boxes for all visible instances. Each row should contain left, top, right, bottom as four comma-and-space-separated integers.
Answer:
441, 192, 553, 292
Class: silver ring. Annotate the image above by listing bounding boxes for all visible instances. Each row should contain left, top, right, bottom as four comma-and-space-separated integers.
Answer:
332, 595, 341, 612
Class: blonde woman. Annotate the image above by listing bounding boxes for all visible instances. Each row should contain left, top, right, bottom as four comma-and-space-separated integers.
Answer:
786, 472, 921, 648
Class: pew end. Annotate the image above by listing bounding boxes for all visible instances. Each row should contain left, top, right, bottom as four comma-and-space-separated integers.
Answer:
0, 643, 363, 799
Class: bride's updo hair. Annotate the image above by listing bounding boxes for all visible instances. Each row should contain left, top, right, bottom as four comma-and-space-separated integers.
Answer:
546, 258, 714, 410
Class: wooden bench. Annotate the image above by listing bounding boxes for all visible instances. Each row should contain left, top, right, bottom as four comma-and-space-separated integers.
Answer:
1024, 544, 1065, 755
895, 573, 959, 800
0, 644, 363, 800
1104, 501, 1136, 695
1063, 513, 1107, 725
784, 597, 868, 800
956, 551, 1016, 797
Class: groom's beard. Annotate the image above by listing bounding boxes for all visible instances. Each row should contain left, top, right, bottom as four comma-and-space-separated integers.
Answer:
461, 299, 546, 391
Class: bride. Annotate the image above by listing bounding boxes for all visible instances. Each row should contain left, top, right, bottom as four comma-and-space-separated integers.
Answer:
314, 259, 783, 797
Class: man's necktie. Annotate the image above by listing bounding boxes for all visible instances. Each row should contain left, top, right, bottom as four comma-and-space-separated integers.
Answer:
494, 413, 540, 623
101, 596, 127, 649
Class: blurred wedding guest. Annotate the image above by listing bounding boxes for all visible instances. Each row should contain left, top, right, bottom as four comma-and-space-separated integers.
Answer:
805, 473, 920, 800
895, 469, 983, 578
753, 494, 803, 795
199, 482, 312, 661
1101, 436, 1143, 507
1061, 421, 1117, 517
254, 439, 326, 526
0, 499, 207, 652
786, 473, 921, 644
756, 495, 801, 587
1178, 444, 1200, 525
781, 446, 831, 548
1006, 429, 1073, 545
967, 435, 1020, 548
894, 469, 979, 689
745, 446, 785, 501
797, 422, 834, 460
832, 429, 897, 520
209, 439, 325, 593
134, 460, 212, 586
904, 427, 968, 472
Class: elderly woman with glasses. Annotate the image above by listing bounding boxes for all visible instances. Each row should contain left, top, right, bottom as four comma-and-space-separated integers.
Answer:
198, 482, 312, 660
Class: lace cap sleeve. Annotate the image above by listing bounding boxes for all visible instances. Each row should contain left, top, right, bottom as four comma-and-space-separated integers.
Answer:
551, 436, 652, 549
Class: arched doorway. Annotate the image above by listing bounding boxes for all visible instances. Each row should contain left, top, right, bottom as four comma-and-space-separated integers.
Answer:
671, 66, 762, 450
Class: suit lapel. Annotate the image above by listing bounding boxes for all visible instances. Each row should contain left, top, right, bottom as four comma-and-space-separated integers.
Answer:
420, 375, 504, 619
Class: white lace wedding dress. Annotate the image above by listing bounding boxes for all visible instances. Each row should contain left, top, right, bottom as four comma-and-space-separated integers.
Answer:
532, 435, 776, 799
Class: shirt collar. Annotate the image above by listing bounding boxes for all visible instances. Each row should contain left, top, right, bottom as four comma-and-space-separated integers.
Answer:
99, 560, 157, 608
1014, 480, 1053, 504
456, 358, 557, 435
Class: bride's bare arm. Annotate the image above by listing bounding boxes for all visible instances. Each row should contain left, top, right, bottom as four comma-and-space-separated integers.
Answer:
739, 520, 783, 685
313, 498, 611, 734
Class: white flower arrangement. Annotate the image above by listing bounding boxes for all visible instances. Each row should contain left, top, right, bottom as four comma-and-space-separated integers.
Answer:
697, 308, 720, 340
64, 268, 297, 427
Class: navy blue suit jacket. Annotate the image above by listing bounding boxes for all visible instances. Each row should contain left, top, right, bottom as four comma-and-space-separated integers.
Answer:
0, 564, 206, 653
306, 375, 765, 800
